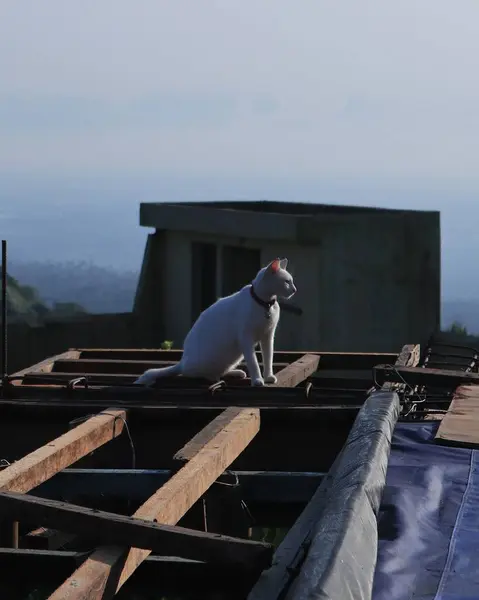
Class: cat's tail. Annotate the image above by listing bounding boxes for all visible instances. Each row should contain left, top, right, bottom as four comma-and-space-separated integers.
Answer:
134, 362, 182, 386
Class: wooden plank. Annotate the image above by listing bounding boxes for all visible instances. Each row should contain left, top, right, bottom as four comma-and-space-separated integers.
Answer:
8, 350, 80, 381
38, 469, 325, 505
396, 343, 421, 368
0, 490, 273, 567
374, 364, 479, 389
23, 527, 75, 550
51, 358, 300, 375
382, 343, 421, 391
53, 358, 180, 374
0, 409, 125, 493
48, 407, 260, 600
77, 348, 398, 370
435, 385, 479, 447
173, 407, 248, 463
1, 382, 364, 407
269, 354, 320, 387
0, 549, 260, 594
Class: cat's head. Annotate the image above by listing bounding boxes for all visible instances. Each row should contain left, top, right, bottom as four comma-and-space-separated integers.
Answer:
261, 258, 297, 300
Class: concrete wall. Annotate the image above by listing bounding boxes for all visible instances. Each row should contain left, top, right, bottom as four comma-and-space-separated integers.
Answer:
134, 205, 441, 353
314, 210, 440, 351
134, 229, 319, 350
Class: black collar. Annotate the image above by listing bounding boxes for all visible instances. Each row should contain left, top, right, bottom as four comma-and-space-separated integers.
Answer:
250, 285, 276, 311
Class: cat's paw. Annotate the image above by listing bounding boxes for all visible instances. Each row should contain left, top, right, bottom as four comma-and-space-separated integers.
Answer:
252, 377, 265, 387
264, 374, 277, 384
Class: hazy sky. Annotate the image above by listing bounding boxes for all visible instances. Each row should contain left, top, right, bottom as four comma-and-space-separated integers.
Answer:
2, 0, 479, 183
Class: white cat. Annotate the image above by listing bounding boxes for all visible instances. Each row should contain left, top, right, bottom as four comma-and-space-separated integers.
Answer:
134, 258, 297, 387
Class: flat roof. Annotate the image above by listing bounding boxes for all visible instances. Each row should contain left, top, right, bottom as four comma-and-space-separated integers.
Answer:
169, 199, 439, 216
139, 200, 439, 243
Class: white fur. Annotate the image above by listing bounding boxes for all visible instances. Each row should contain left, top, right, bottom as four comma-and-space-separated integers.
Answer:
135, 258, 297, 387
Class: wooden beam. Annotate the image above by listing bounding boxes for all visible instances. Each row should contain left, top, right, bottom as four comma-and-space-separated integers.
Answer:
22, 368, 375, 389
0, 409, 125, 493
374, 364, 478, 389
173, 407, 250, 464
77, 348, 398, 370
52, 358, 314, 376
23, 527, 75, 550
1, 381, 364, 407
0, 549, 261, 594
48, 407, 260, 600
396, 343, 421, 368
38, 468, 325, 505
435, 385, 479, 447
381, 343, 421, 391
269, 354, 320, 388
0, 490, 273, 567
53, 358, 179, 374
8, 350, 80, 382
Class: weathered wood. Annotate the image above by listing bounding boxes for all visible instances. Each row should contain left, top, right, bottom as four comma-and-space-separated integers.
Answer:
23, 527, 76, 550
38, 469, 325, 505
51, 358, 295, 375
53, 358, 183, 374
269, 354, 320, 387
8, 350, 80, 381
1, 382, 365, 408
435, 385, 479, 447
20, 370, 375, 393
48, 407, 260, 600
374, 364, 478, 389
173, 407, 248, 463
396, 343, 421, 368
0, 408, 125, 493
0, 549, 260, 595
0, 490, 273, 566
77, 348, 398, 370
382, 343, 421, 391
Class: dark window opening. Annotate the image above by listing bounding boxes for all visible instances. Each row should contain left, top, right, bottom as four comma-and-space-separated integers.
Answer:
221, 246, 261, 297
191, 242, 217, 323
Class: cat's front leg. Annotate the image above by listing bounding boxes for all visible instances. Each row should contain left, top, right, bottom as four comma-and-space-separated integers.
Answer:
260, 332, 277, 384
241, 337, 264, 386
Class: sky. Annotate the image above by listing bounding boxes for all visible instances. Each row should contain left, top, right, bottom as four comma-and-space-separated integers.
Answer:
2, 0, 479, 182
1, 1, 479, 301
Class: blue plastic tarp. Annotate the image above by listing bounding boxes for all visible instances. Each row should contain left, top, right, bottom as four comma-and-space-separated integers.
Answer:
373, 421, 479, 600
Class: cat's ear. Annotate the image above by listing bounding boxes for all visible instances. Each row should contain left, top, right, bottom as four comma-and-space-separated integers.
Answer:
270, 258, 281, 273
279, 258, 288, 270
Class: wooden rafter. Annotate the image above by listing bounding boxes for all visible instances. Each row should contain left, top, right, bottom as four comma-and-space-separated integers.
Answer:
0, 409, 125, 493
48, 407, 260, 599
8, 350, 80, 382
375, 363, 477, 389
0, 490, 273, 567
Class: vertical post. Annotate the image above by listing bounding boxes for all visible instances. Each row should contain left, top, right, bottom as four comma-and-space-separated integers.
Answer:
1, 239, 7, 380
0, 240, 18, 548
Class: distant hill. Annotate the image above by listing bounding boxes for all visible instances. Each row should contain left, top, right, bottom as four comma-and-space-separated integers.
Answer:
7, 260, 479, 333
6, 274, 50, 325
6, 273, 87, 325
9, 261, 139, 314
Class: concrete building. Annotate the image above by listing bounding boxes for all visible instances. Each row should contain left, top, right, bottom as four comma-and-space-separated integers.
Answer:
134, 200, 440, 352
